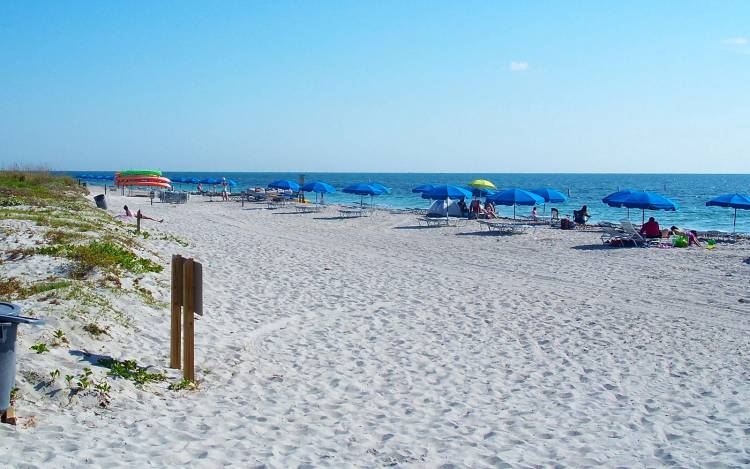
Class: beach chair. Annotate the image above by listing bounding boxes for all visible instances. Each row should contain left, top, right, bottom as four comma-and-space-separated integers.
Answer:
338, 207, 368, 218
476, 219, 527, 234
550, 208, 561, 228
417, 216, 449, 227
601, 226, 631, 246
619, 220, 647, 246
295, 204, 323, 214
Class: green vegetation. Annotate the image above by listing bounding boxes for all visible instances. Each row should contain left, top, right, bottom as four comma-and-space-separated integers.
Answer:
30, 343, 50, 354
98, 358, 167, 385
0, 168, 84, 207
0, 276, 71, 300
135, 285, 168, 308
168, 378, 196, 391
44, 230, 86, 245
83, 322, 110, 337
37, 240, 162, 274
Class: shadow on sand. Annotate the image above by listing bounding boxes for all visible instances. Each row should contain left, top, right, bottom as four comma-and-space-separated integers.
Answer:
455, 230, 518, 237
69, 350, 113, 368
570, 243, 631, 251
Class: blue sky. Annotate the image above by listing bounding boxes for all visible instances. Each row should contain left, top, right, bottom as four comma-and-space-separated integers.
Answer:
1, 1, 748, 173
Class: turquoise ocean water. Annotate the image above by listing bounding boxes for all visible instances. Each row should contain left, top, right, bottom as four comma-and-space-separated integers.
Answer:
67, 172, 750, 233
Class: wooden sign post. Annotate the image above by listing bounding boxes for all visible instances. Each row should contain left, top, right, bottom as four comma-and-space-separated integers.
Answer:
136, 211, 142, 233
170, 255, 183, 369
182, 258, 195, 382
170, 255, 203, 382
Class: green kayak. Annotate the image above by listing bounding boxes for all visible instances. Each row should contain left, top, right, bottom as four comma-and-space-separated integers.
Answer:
118, 170, 162, 177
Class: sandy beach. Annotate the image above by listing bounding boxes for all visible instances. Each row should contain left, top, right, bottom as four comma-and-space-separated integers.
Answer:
2, 187, 750, 467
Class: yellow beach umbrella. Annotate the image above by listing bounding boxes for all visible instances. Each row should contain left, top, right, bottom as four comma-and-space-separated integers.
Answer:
467, 179, 496, 190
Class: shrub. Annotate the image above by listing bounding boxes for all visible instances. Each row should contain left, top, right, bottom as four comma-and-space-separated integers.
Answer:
98, 358, 166, 385
37, 241, 162, 274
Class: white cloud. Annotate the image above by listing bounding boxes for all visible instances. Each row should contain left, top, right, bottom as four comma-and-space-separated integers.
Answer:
722, 37, 750, 55
723, 37, 748, 46
509, 61, 529, 72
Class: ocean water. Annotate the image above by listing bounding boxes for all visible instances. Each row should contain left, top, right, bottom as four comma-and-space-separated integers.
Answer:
66, 172, 750, 233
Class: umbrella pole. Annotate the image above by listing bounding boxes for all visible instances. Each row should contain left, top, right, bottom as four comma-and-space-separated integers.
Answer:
734, 208, 737, 234
513, 204, 516, 219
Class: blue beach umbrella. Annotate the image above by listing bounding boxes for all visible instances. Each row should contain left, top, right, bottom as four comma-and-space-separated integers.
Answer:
706, 193, 750, 234
602, 188, 637, 218
467, 187, 495, 198
421, 184, 472, 201
268, 179, 300, 191
488, 188, 545, 219
412, 184, 436, 193
343, 182, 386, 206
602, 188, 636, 205
531, 187, 566, 214
370, 182, 392, 194
421, 185, 472, 220
301, 181, 336, 203
531, 188, 567, 203
226, 179, 238, 187
606, 191, 678, 224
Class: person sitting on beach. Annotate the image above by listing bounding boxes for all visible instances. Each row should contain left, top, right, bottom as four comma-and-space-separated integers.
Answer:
457, 199, 468, 217
574, 205, 590, 225
123, 205, 134, 217
468, 199, 483, 219
484, 200, 497, 219
197, 183, 203, 194
531, 206, 538, 220
639, 217, 661, 238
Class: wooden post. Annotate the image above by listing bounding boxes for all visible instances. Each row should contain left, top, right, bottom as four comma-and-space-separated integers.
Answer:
136, 211, 142, 233
1, 407, 17, 426
182, 258, 195, 382
170, 255, 183, 369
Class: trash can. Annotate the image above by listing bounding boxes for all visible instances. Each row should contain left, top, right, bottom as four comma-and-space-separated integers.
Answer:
94, 194, 107, 210
0, 303, 44, 412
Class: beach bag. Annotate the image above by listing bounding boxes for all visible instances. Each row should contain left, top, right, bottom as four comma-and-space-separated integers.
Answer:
672, 236, 688, 248
560, 218, 575, 230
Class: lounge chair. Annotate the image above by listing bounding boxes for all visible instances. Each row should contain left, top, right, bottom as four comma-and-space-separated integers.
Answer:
548, 208, 562, 228
338, 207, 368, 218
417, 216, 464, 227
476, 219, 528, 234
619, 220, 647, 246
600, 226, 632, 246
294, 204, 323, 214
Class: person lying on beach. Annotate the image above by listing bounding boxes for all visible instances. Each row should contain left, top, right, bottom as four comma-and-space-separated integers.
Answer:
136, 209, 163, 223
119, 205, 163, 222
670, 226, 701, 247
639, 217, 661, 238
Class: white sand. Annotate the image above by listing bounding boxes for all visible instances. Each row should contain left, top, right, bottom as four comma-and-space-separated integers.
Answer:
2, 188, 750, 467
